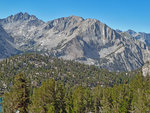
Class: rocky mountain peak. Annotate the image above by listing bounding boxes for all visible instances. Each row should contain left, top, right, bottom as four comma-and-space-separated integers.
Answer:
0, 12, 39, 24
116, 29, 122, 33
69, 15, 84, 21
13, 12, 37, 20
126, 29, 137, 36
1, 13, 150, 72
44, 15, 84, 31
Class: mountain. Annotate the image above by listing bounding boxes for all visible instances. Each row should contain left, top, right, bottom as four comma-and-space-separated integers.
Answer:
126, 29, 137, 36
0, 12, 150, 71
126, 29, 150, 47
0, 12, 44, 51
0, 25, 19, 59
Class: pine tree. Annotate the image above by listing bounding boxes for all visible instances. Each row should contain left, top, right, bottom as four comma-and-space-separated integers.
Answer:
55, 83, 66, 113
29, 79, 56, 113
93, 86, 103, 113
3, 73, 30, 113
29, 79, 66, 113
72, 86, 86, 113
3, 91, 16, 113
65, 91, 73, 113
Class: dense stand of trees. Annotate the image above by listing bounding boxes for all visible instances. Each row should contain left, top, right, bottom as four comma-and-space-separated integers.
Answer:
2, 72, 150, 113
0, 53, 149, 113
0, 53, 138, 95
3, 74, 29, 113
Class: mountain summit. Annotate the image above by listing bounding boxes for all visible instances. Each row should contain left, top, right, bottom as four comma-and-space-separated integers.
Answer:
0, 12, 150, 71
0, 12, 39, 23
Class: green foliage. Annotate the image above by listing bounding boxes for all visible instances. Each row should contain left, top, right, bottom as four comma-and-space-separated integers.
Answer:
0, 53, 137, 94
72, 86, 86, 113
2, 72, 150, 113
1, 53, 150, 113
29, 79, 66, 113
3, 73, 29, 113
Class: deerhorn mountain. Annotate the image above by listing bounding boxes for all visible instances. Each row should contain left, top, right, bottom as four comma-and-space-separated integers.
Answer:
0, 12, 150, 71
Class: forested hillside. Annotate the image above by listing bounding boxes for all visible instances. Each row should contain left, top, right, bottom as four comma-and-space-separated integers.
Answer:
2, 73, 150, 113
0, 53, 150, 112
0, 53, 138, 95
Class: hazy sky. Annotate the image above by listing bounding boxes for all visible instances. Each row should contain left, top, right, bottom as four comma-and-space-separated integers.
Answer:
0, 0, 150, 33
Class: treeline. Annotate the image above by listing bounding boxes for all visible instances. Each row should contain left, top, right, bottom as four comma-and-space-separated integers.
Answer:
2, 73, 150, 113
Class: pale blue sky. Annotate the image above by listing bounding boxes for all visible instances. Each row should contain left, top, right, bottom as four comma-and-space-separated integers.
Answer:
0, 0, 150, 33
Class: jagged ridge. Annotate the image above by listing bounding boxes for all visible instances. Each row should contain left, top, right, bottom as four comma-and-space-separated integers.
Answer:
0, 12, 150, 71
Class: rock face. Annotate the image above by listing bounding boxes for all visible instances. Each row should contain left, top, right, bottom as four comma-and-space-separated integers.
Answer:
142, 62, 150, 76
0, 25, 19, 59
0, 12, 44, 51
126, 29, 150, 47
0, 12, 150, 71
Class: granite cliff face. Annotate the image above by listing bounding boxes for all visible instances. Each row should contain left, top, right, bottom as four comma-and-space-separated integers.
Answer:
0, 12, 150, 71
142, 61, 150, 77
0, 25, 19, 59
0, 12, 44, 51
126, 29, 150, 47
